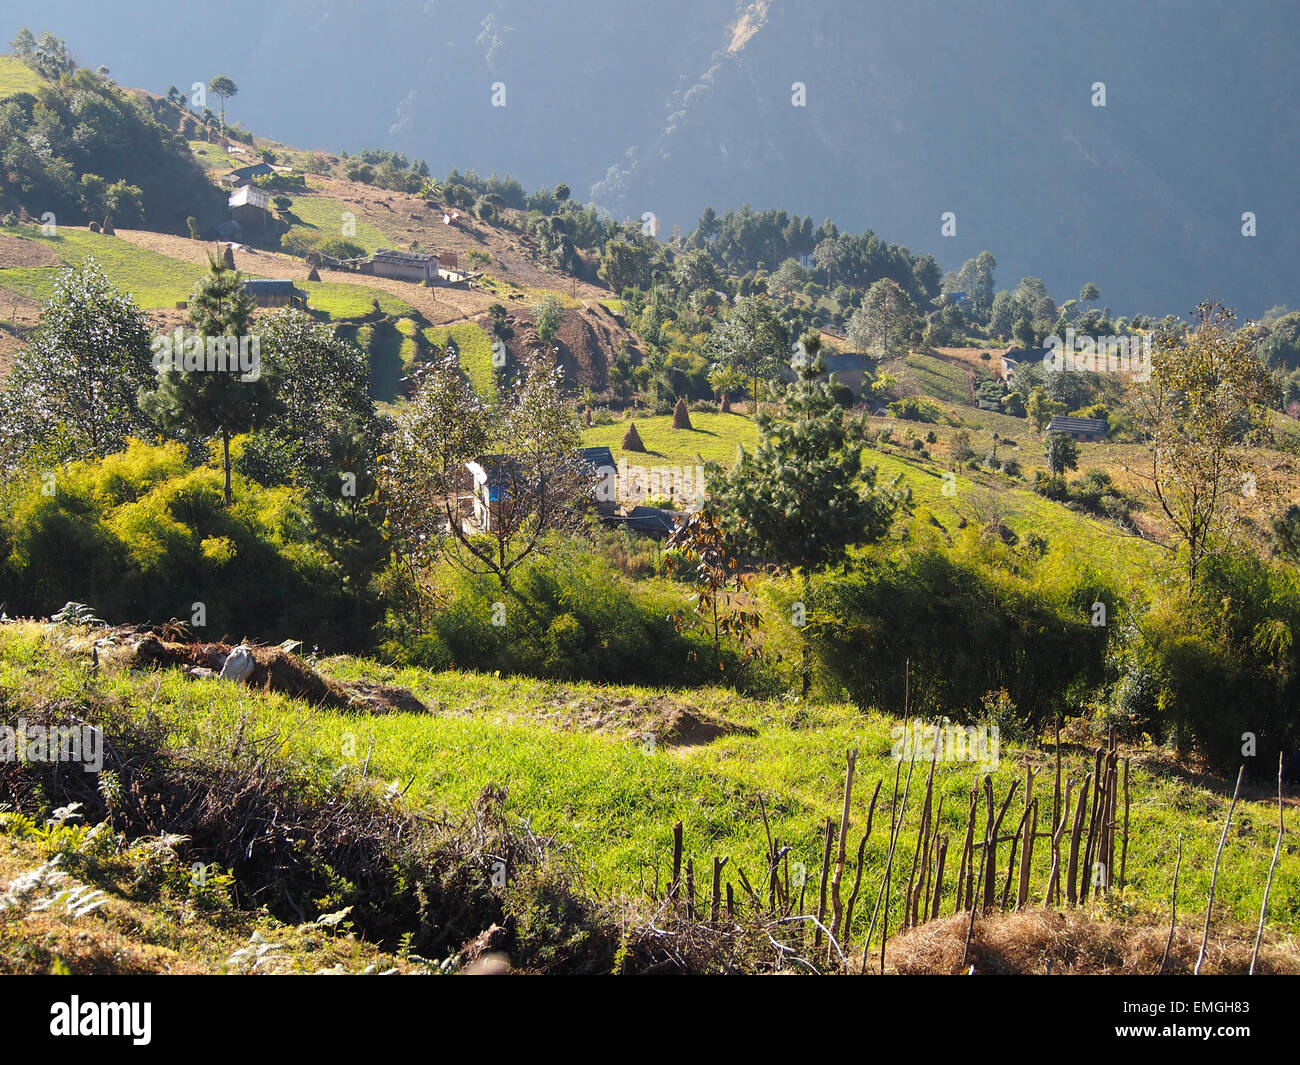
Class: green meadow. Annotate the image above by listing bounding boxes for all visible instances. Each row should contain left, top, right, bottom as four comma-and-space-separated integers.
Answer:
1, 622, 1292, 938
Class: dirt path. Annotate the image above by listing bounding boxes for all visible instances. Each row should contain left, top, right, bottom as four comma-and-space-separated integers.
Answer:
115, 229, 495, 326
0, 233, 60, 270
316, 267, 493, 324
114, 229, 308, 278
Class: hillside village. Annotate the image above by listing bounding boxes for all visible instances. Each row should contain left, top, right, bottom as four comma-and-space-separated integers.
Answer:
1, 33, 1299, 981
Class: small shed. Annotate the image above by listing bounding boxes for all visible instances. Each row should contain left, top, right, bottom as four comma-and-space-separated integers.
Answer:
368, 248, 438, 283
780, 350, 874, 394
228, 185, 271, 231
1047, 415, 1108, 443
579, 445, 616, 472
621, 505, 675, 538
242, 279, 308, 309
222, 161, 275, 187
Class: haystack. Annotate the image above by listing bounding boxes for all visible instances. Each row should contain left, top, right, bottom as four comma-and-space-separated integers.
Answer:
621, 420, 646, 452
672, 396, 693, 430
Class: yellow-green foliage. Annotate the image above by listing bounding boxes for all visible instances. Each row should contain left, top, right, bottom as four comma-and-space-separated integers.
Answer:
0, 439, 343, 642
0, 56, 45, 99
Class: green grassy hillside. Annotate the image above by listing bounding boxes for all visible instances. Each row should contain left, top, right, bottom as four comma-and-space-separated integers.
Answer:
582, 411, 758, 467
282, 194, 393, 254
2, 621, 1293, 937
0, 55, 45, 99
0, 227, 212, 308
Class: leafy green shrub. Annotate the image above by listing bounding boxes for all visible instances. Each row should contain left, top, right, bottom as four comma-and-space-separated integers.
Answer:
253, 172, 307, 192
1033, 469, 1134, 524
1123, 551, 1300, 771
382, 544, 735, 686
808, 545, 1116, 727
280, 229, 366, 261
0, 440, 361, 646
887, 395, 944, 423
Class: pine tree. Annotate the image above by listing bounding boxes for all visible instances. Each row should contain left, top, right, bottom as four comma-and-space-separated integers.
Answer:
707, 337, 906, 694
140, 255, 273, 505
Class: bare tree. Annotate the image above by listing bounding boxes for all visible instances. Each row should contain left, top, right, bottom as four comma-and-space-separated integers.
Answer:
1128, 300, 1274, 588
384, 348, 593, 616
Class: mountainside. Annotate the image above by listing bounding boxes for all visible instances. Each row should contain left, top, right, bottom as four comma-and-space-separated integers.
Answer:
591, 0, 1300, 317
3, 1, 1296, 317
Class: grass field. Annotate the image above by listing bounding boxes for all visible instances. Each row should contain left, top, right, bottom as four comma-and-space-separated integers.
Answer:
0, 56, 44, 99
901, 352, 974, 405
582, 411, 759, 466
580, 407, 1155, 578
187, 140, 240, 171
0, 227, 212, 308
301, 281, 415, 321
423, 322, 496, 398
859, 445, 1163, 580
1, 621, 1294, 938
281, 195, 392, 254
360, 320, 409, 402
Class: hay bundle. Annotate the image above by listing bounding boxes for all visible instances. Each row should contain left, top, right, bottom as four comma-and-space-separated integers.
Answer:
672, 396, 693, 430
621, 420, 646, 452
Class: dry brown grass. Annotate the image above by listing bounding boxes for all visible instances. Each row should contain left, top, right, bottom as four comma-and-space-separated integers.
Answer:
305, 175, 612, 300
113, 228, 305, 278
886, 910, 1299, 975
0, 233, 60, 270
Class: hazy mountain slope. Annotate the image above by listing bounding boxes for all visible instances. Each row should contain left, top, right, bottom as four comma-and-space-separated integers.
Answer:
593, 0, 1299, 316
2, 0, 1296, 314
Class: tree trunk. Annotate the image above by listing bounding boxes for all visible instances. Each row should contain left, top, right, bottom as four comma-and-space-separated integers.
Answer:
221, 427, 233, 507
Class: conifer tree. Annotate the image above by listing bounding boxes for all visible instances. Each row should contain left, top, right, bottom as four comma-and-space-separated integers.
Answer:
141, 255, 273, 505
707, 332, 905, 694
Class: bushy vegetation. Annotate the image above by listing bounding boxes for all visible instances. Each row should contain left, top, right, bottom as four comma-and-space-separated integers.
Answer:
1115, 551, 1300, 770
0, 50, 222, 231
379, 544, 732, 685
806, 541, 1115, 734
1032, 469, 1136, 526
0, 439, 357, 644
